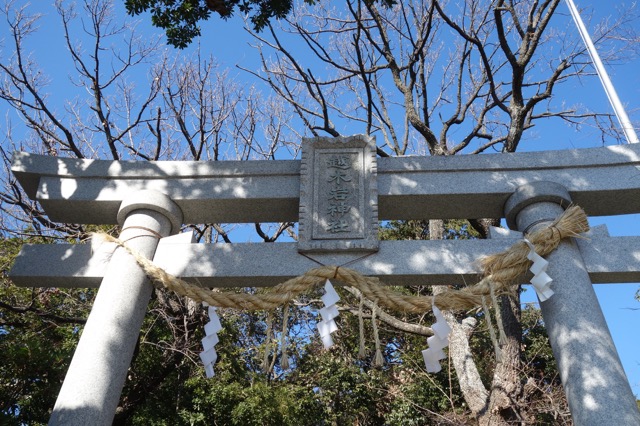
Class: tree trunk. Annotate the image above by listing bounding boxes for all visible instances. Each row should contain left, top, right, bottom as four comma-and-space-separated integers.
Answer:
429, 219, 490, 417
478, 295, 523, 426
430, 219, 525, 425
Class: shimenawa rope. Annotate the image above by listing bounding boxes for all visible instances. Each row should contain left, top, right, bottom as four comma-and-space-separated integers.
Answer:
93, 205, 589, 313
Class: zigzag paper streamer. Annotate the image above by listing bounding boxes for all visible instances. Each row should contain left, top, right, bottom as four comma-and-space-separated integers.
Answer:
422, 305, 451, 373
524, 239, 554, 302
317, 279, 340, 349
200, 305, 222, 378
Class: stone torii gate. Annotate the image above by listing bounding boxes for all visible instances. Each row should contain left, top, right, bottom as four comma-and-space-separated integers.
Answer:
9, 135, 640, 425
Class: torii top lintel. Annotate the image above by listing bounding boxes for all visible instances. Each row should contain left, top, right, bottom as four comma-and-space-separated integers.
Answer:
11, 141, 640, 225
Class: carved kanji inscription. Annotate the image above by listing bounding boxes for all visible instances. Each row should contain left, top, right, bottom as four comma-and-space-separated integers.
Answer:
299, 135, 378, 253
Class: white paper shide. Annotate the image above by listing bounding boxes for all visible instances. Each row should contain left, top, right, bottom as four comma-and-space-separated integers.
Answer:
317, 279, 340, 349
422, 305, 451, 373
524, 239, 554, 302
200, 305, 222, 378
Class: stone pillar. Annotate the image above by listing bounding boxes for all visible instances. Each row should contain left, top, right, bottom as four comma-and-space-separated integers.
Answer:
49, 190, 182, 426
505, 182, 640, 426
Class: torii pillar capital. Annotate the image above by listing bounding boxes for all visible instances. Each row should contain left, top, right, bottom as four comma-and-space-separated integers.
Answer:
49, 190, 182, 426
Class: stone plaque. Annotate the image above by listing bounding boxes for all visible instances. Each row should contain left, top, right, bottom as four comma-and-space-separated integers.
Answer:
298, 135, 379, 253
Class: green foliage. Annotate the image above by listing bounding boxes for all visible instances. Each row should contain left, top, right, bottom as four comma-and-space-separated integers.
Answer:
115, 284, 463, 424
0, 0, 624, 423
125, 0, 212, 48
0, 236, 91, 425
115, 303, 325, 425
521, 304, 557, 379
128, 372, 324, 425
379, 219, 480, 241
0, 228, 563, 424
0, 323, 78, 425
125, 0, 397, 48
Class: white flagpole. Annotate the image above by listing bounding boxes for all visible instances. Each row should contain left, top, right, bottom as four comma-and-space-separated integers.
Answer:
564, 0, 639, 143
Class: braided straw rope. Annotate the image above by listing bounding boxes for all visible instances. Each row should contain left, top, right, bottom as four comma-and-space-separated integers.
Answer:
94, 205, 589, 313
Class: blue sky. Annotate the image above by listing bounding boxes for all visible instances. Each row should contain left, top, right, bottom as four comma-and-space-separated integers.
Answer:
1, 0, 639, 398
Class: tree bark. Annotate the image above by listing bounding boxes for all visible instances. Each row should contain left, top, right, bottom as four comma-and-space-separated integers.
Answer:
429, 220, 490, 417
430, 219, 525, 425
478, 295, 523, 426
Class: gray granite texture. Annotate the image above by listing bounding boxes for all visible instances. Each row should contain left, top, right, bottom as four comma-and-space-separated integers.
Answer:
48, 191, 182, 426
298, 135, 379, 252
11, 143, 640, 224
9, 141, 640, 425
10, 233, 640, 288
505, 183, 640, 426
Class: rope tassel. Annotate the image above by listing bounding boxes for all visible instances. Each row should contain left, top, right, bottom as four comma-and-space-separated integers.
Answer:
263, 312, 273, 374
372, 302, 384, 368
358, 293, 366, 359
94, 205, 588, 314
280, 304, 290, 370
89, 206, 590, 378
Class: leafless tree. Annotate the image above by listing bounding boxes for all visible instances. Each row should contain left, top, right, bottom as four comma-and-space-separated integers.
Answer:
244, 0, 636, 423
0, 1, 297, 420
0, 0, 298, 236
1, 0, 636, 423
